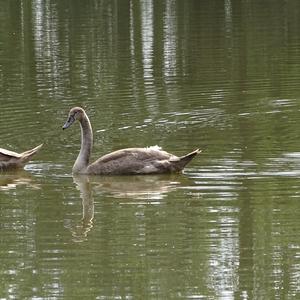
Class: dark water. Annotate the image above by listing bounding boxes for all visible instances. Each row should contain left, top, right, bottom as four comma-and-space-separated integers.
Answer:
1, 0, 300, 299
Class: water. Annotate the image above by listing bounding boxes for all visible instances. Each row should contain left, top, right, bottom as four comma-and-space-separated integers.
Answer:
1, 0, 300, 299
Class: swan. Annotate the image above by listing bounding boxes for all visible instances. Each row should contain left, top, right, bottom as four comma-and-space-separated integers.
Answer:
0, 144, 43, 171
62, 107, 200, 175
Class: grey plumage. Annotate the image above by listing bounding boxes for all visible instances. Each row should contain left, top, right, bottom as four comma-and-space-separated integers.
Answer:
63, 107, 200, 175
0, 144, 43, 171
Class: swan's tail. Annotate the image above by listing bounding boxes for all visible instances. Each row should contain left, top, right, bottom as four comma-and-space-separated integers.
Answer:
173, 148, 201, 171
20, 144, 43, 164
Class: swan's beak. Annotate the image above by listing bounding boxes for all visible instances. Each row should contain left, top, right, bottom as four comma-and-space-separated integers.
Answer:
62, 115, 75, 130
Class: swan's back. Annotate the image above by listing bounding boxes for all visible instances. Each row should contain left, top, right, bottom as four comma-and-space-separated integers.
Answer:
87, 147, 199, 175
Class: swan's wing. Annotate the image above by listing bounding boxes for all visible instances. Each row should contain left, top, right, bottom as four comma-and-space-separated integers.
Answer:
97, 147, 174, 162
0, 148, 22, 161
88, 147, 176, 175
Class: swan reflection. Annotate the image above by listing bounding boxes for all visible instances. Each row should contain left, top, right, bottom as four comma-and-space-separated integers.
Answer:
70, 175, 94, 242
0, 170, 40, 191
70, 173, 192, 241
89, 174, 186, 200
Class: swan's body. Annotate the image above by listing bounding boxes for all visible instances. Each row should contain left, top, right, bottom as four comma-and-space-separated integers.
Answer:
63, 107, 200, 175
0, 144, 43, 171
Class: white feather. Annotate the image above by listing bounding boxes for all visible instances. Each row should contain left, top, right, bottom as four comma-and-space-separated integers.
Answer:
145, 145, 162, 151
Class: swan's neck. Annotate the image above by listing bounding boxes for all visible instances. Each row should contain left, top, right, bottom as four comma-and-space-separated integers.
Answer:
73, 114, 93, 174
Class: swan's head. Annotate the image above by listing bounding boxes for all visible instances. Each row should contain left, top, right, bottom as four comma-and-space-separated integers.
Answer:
62, 107, 85, 130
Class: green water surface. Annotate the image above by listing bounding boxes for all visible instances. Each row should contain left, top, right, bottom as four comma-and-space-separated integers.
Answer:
1, 1, 300, 299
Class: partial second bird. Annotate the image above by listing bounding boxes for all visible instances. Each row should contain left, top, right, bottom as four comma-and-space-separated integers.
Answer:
0, 144, 43, 171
